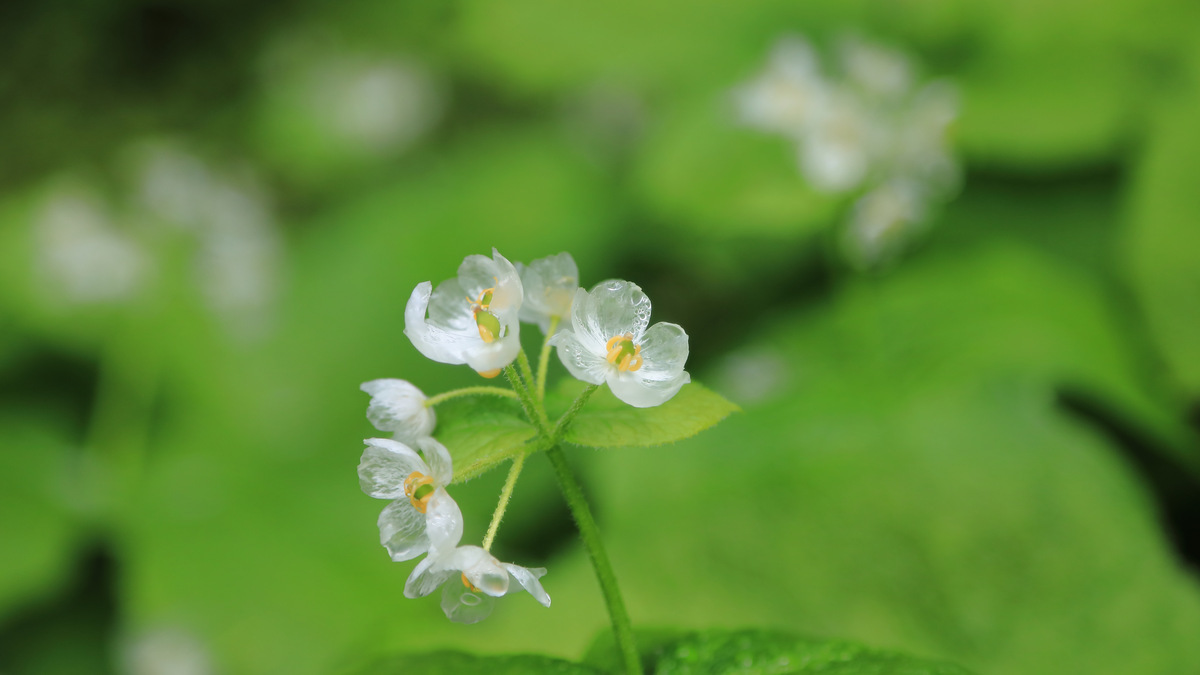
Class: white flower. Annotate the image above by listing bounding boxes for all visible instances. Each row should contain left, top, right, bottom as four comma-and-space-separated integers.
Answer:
406, 544, 551, 624
733, 35, 827, 139
404, 249, 523, 378
552, 280, 690, 408
361, 378, 436, 444
842, 179, 926, 267
799, 89, 882, 193
837, 34, 914, 102
516, 252, 579, 334
358, 437, 461, 562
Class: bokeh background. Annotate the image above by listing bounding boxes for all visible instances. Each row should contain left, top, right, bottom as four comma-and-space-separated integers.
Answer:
2, 1, 1200, 673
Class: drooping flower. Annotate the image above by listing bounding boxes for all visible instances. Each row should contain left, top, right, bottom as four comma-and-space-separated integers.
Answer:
360, 378, 436, 445
552, 280, 690, 408
404, 249, 523, 378
405, 543, 551, 624
358, 437, 460, 562
516, 252, 580, 335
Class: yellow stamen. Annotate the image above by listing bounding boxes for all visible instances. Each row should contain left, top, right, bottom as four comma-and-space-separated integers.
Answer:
604, 334, 644, 373
461, 573, 480, 592
477, 368, 502, 379
403, 471, 436, 513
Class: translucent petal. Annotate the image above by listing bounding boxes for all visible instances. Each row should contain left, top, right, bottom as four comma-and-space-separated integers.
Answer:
551, 328, 607, 385
609, 369, 690, 408
424, 488, 463, 554
414, 437, 453, 486
451, 546, 509, 597
577, 280, 652, 346
404, 282, 472, 365
358, 438, 428, 499
461, 323, 521, 372
440, 581, 497, 624
518, 252, 578, 332
427, 278, 474, 333
504, 564, 551, 607
361, 379, 436, 442
404, 556, 453, 598
635, 322, 689, 382
458, 249, 522, 318
377, 499, 429, 562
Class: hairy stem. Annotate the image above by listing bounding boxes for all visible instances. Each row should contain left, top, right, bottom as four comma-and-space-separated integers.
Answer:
504, 364, 549, 436
424, 386, 519, 407
482, 453, 527, 552
545, 446, 641, 675
553, 384, 599, 441
535, 316, 560, 403
516, 350, 551, 430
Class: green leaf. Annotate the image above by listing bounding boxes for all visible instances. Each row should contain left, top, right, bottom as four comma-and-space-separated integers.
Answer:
551, 380, 738, 449
347, 651, 603, 675
585, 629, 975, 675
433, 395, 538, 483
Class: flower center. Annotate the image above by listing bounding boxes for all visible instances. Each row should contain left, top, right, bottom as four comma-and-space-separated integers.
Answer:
403, 471, 435, 513
467, 287, 503, 343
461, 573, 481, 592
605, 334, 644, 372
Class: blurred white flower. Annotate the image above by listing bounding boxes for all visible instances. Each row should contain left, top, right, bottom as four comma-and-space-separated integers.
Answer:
551, 279, 690, 408
308, 55, 442, 154
733, 35, 826, 139
405, 249, 524, 378
516, 252, 579, 335
406, 543, 551, 624
361, 379, 436, 445
798, 89, 883, 192
838, 34, 914, 102
119, 626, 213, 675
358, 437, 460, 562
34, 183, 149, 305
843, 180, 927, 267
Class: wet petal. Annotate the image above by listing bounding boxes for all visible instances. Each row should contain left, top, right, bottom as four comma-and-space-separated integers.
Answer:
377, 499, 428, 562
608, 369, 690, 408
427, 277, 474, 333
414, 437, 453, 486
425, 488, 463, 554
576, 280, 652, 345
358, 438, 427, 499
404, 556, 453, 598
636, 322, 689, 381
440, 582, 497, 624
361, 379, 436, 443
504, 564, 550, 607
551, 328, 608, 385
404, 282, 472, 365
518, 252, 578, 332
452, 546, 509, 597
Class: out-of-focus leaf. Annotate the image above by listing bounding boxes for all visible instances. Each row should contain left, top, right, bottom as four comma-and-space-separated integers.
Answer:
570, 244, 1200, 675
0, 414, 80, 623
434, 395, 537, 483
1124, 52, 1200, 398
551, 380, 738, 449
346, 651, 603, 675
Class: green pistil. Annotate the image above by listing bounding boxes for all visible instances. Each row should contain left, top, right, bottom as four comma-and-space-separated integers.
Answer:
475, 309, 502, 343
412, 483, 434, 502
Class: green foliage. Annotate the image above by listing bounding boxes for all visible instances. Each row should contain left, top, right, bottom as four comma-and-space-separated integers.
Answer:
551, 380, 739, 449
436, 395, 538, 483
348, 651, 603, 675
586, 629, 975, 674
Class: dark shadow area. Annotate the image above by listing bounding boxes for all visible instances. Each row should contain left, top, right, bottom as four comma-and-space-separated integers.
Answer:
0, 348, 99, 438
0, 545, 119, 675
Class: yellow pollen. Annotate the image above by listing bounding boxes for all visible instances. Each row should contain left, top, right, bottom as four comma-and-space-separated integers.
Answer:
403, 471, 435, 513
604, 334, 644, 373
477, 368, 502, 379
461, 573, 480, 592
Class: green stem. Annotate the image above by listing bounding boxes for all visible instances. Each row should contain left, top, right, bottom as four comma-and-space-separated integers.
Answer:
424, 386, 519, 407
535, 316, 560, 403
545, 446, 641, 675
552, 384, 599, 442
504, 364, 549, 436
481, 453, 527, 552
515, 350, 551, 430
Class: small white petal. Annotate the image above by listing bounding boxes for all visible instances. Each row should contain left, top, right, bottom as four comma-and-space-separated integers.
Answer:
504, 564, 551, 607
424, 487, 463, 554
440, 582, 497, 624
577, 280, 652, 345
461, 324, 521, 373
358, 438, 428, 500
360, 379, 436, 443
551, 327, 608, 385
377, 499, 429, 562
404, 281, 471, 365
414, 437, 453, 486
452, 546, 509, 597
427, 277, 475, 333
609, 369, 691, 408
404, 555, 454, 598
518, 252, 579, 333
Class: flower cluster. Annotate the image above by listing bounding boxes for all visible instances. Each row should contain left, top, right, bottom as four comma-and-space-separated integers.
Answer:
357, 250, 691, 622
733, 34, 959, 267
